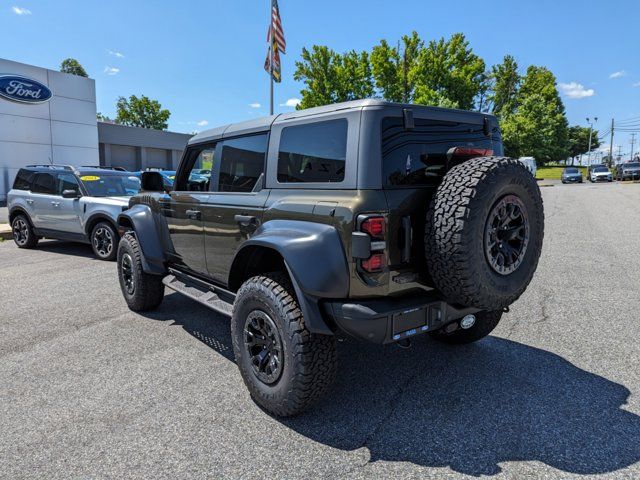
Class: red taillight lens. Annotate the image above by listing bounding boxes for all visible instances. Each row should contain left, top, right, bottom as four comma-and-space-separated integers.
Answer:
361, 216, 385, 239
362, 253, 386, 273
448, 147, 494, 159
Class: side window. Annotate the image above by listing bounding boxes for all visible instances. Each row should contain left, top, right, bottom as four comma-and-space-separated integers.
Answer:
31, 173, 56, 195
175, 144, 216, 191
217, 134, 268, 193
56, 173, 80, 195
277, 119, 347, 183
13, 169, 35, 190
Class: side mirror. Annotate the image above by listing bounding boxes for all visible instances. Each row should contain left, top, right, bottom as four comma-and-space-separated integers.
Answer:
141, 171, 169, 192
62, 189, 80, 199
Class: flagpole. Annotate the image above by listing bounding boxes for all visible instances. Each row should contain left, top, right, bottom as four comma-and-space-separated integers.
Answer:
269, 1, 274, 116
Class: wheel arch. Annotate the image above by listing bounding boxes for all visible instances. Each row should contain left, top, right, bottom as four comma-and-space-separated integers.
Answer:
116, 203, 167, 275
85, 213, 117, 236
8, 206, 32, 225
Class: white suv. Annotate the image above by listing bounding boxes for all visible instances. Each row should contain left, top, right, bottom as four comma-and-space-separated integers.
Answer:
7, 165, 141, 260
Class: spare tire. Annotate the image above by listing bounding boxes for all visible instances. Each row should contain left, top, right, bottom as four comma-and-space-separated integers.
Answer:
425, 157, 544, 310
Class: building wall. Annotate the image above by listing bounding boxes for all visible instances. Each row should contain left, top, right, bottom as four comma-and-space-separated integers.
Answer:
0, 58, 98, 204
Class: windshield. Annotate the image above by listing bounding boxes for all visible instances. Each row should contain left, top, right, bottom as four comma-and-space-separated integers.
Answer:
624, 162, 640, 169
80, 174, 141, 197
593, 167, 608, 173
565, 168, 579, 174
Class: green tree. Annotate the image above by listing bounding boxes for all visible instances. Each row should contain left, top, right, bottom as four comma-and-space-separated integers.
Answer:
115, 95, 170, 130
501, 66, 569, 163
412, 33, 485, 110
568, 125, 600, 162
96, 112, 113, 122
489, 55, 520, 118
60, 58, 88, 77
370, 31, 423, 103
294, 46, 374, 109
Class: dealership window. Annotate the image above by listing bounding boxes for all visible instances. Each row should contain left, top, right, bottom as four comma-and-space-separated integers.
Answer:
31, 173, 56, 195
217, 134, 268, 193
56, 173, 80, 195
277, 119, 347, 183
12, 169, 35, 191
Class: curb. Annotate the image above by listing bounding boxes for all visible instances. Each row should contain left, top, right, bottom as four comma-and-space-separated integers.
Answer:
0, 224, 12, 241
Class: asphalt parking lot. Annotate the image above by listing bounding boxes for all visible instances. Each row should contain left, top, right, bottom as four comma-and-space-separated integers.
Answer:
1, 181, 639, 479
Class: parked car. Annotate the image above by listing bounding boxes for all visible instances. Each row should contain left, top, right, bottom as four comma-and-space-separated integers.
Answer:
518, 156, 537, 177
116, 100, 544, 416
615, 162, 640, 181
561, 167, 583, 184
8, 165, 141, 260
589, 165, 613, 182
587, 164, 605, 179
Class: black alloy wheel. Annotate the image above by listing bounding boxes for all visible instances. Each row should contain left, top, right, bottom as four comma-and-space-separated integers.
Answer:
484, 195, 530, 276
244, 310, 284, 385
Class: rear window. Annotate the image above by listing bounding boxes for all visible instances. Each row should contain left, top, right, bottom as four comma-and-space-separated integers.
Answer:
382, 117, 502, 187
12, 169, 35, 190
277, 119, 347, 183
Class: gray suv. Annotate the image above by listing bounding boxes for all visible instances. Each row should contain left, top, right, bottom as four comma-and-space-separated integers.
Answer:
8, 165, 141, 260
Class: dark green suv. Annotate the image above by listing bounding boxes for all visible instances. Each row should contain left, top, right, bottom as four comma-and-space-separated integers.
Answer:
116, 100, 544, 416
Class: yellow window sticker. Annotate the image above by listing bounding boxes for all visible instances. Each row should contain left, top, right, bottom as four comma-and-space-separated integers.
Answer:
80, 175, 101, 181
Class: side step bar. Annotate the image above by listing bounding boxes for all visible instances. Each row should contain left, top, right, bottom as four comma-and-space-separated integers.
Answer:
162, 270, 234, 317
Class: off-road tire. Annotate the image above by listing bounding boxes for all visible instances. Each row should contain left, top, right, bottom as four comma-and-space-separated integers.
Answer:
117, 232, 164, 311
429, 310, 502, 345
91, 221, 118, 261
231, 273, 337, 417
425, 157, 544, 310
11, 214, 38, 249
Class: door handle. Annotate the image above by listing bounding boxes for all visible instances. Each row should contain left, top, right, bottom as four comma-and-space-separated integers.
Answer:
26, 199, 34, 205
234, 214, 258, 227
185, 209, 201, 220
51, 201, 60, 207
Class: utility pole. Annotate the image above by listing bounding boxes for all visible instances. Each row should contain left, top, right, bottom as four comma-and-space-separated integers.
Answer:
586, 117, 597, 166
608, 118, 615, 167
631, 133, 637, 162
617, 145, 623, 161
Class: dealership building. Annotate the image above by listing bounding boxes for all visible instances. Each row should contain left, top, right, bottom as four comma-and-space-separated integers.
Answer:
0, 57, 192, 205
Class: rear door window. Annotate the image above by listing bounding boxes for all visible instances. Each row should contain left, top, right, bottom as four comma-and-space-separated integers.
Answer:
13, 169, 35, 190
277, 119, 347, 183
381, 117, 502, 187
31, 173, 56, 195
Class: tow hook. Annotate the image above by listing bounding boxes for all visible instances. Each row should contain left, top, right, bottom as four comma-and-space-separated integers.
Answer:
397, 338, 412, 349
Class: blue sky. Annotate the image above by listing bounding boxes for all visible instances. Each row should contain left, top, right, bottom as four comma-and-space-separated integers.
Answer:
3, 0, 640, 157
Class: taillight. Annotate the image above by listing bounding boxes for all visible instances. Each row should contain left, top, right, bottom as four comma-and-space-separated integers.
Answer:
362, 253, 386, 273
447, 147, 494, 159
360, 216, 385, 239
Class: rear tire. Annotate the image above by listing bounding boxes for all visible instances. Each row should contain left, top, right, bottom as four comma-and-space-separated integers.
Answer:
231, 273, 337, 417
91, 221, 118, 261
12, 214, 38, 249
117, 232, 164, 311
425, 157, 544, 311
429, 310, 503, 345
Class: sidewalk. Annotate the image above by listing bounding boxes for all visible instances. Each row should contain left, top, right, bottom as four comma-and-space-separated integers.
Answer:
0, 207, 11, 240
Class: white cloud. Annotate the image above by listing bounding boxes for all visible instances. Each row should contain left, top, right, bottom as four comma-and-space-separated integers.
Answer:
104, 66, 120, 76
12, 6, 31, 15
280, 98, 301, 108
108, 50, 124, 58
197, 120, 209, 127
558, 82, 595, 99
633, 82, 640, 87
609, 71, 626, 79
249, 102, 261, 109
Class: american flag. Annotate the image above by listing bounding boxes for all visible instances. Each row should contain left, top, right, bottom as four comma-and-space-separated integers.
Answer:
264, 0, 285, 82
269, 0, 286, 54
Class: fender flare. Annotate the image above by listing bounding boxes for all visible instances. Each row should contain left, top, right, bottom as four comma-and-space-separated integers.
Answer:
232, 220, 350, 335
117, 204, 167, 275
84, 213, 118, 236
8, 206, 31, 225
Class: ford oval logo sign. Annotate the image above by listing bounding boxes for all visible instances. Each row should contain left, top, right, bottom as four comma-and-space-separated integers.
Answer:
0, 75, 52, 104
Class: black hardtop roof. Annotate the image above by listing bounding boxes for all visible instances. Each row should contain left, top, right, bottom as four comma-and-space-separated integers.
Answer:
22, 165, 133, 176
189, 99, 497, 145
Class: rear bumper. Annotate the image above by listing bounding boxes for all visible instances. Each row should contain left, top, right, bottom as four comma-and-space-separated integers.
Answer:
323, 291, 479, 344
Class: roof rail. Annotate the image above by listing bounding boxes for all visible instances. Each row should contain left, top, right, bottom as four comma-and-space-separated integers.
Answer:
26, 164, 76, 171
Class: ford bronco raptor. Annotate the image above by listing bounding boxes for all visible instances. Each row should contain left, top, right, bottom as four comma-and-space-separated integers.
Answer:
116, 100, 544, 416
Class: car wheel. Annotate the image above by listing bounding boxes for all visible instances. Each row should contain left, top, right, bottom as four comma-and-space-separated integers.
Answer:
231, 273, 337, 417
91, 221, 118, 261
425, 157, 544, 311
429, 310, 503, 345
117, 232, 164, 311
11, 214, 38, 249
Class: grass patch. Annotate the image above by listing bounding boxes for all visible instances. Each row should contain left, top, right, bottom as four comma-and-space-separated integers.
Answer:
536, 166, 586, 180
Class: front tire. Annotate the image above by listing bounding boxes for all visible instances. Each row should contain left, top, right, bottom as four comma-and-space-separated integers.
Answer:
117, 233, 164, 311
231, 273, 337, 417
430, 310, 503, 345
91, 221, 118, 261
12, 214, 38, 249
